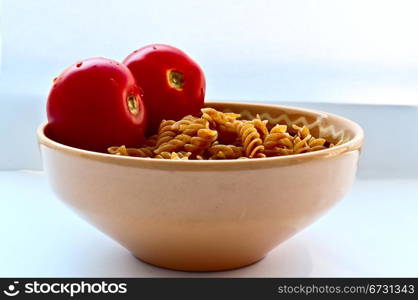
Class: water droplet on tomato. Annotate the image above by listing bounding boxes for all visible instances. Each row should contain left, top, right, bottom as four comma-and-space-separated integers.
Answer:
76, 62, 83, 68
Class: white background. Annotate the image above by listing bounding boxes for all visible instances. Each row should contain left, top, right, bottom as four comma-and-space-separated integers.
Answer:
2, 0, 418, 104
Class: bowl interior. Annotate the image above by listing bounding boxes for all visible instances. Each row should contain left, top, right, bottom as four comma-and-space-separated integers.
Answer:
208, 102, 358, 146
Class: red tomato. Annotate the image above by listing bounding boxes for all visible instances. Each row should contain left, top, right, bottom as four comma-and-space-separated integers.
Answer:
123, 44, 205, 135
47, 57, 146, 152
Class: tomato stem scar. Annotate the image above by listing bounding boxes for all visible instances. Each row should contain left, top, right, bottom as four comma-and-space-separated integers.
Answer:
127, 95, 139, 115
167, 69, 184, 91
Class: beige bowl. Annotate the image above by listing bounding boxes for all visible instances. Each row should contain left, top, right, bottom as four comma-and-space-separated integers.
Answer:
37, 102, 364, 271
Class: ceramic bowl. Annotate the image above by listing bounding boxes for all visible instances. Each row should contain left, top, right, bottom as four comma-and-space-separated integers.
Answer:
37, 102, 364, 271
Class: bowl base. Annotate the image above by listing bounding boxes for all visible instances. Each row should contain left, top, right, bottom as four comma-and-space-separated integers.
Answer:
132, 254, 266, 272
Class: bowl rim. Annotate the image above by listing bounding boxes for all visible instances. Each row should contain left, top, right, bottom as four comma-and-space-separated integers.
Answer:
37, 101, 364, 171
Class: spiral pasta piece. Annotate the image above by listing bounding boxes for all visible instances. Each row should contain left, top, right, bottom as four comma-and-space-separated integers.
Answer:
253, 114, 269, 140
263, 124, 294, 156
154, 134, 191, 154
201, 108, 240, 126
155, 151, 192, 160
292, 124, 311, 139
156, 120, 177, 147
107, 145, 155, 157
184, 128, 218, 153
108, 145, 129, 156
209, 144, 244, 159
291, 124, 327, 154
264, 124, 293, 150
264, 125, 292, 147
202, 108, 240, 144
293, 135, 311, 154
172, 115, 210, 136
308, 137, 326, 151
236, 121, 265, 158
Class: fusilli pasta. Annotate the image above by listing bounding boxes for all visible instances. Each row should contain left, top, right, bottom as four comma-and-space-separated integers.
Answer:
209, 144, 244, 159
107, 145, 155, 157
154, 134, 191, 154
108, 107, 341, 160
184, 128, 218, 154
156, 120, 177, 147
236, 121, 265, 158
155, 151, 192, 160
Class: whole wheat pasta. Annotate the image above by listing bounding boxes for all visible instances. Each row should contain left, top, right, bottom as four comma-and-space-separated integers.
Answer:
201, 108, 240, 126
202, 108, 240, 144
108, 145, 129, 156
264, 148, 294, 156
293, 135, 311, 154
209, 144, 244, 159
108, 107, 341, 160
107, 145, 155, 157
155, 151, 191, 160
291, 124, 328, 154
308, 136, 326, 151
184, 128, 218, 153
263, 125, 294, 156
292, 124, 311, 139
216, 121, 240, 145
253, 114, 269, 140
154, 134, 191, 154
236, 121, 265, 158
292, 125, 312, 154
156, 120, 177, 147
172, 115, 210, 136
264, 124, 293, 150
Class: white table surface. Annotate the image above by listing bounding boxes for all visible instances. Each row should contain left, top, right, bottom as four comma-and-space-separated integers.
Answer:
1, 170, 417, 277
